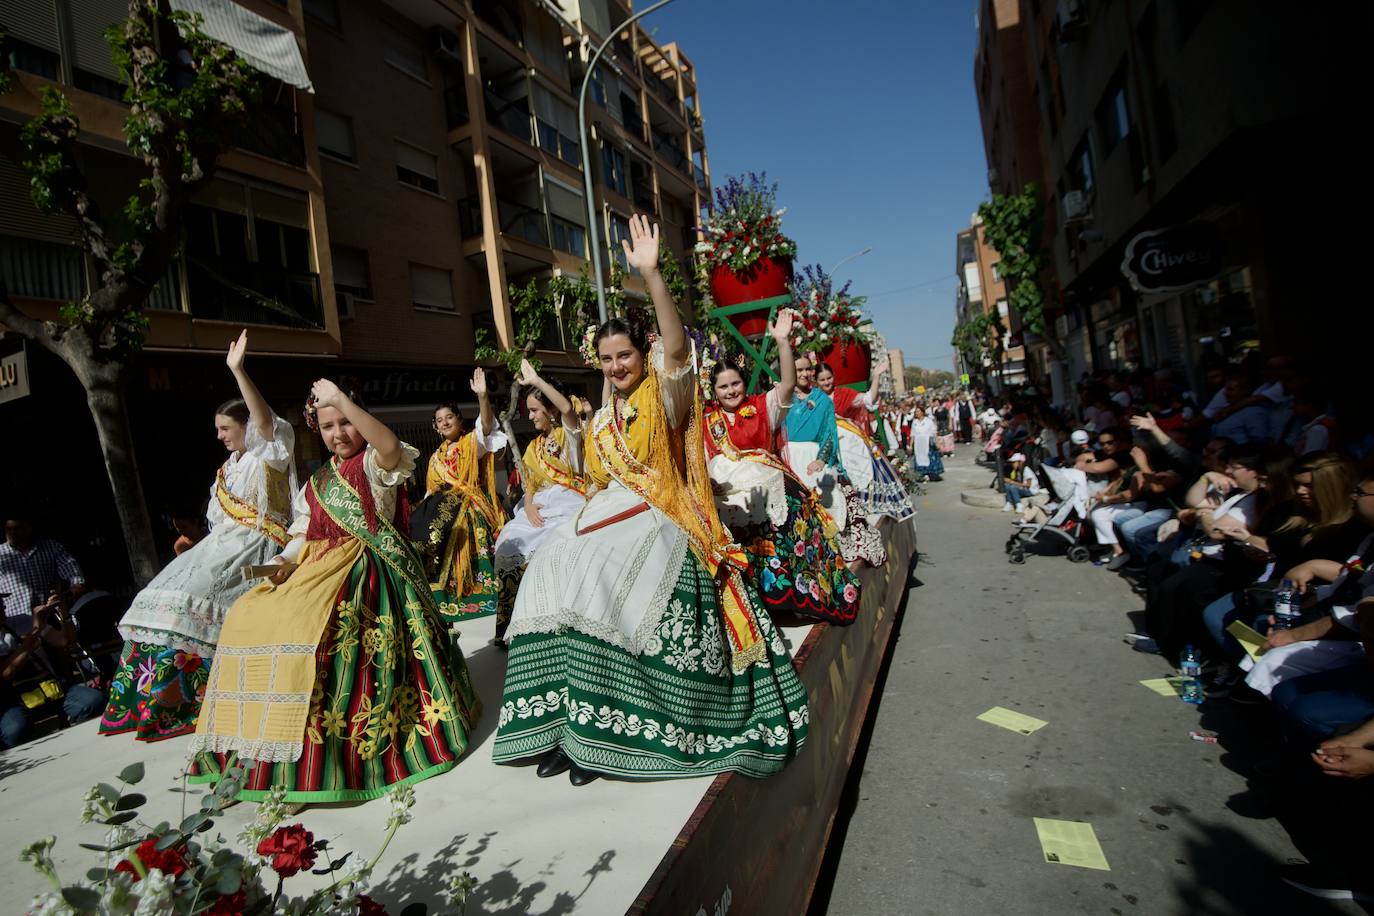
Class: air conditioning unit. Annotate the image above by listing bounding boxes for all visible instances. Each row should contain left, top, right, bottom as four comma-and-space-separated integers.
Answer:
429, 27, 462, 63
1062, 189, 1089, 220
336, 291, 356, 319
1056, 0, 1087, 40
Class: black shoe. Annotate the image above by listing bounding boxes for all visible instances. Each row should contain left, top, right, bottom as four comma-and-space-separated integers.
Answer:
1204, 667, 1243, 698
1228, 683, 1264, 706
568, 763, 600, 786
1280, 863, 1374, 901
927, 475, 943, 482
536, 747, 572, 778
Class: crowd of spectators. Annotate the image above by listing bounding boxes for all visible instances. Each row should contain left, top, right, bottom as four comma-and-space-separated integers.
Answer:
979, 352, 1373, 901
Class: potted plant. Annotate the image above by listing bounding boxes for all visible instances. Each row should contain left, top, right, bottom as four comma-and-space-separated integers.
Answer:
789, 263, 877, 388
695, 172, 798, 337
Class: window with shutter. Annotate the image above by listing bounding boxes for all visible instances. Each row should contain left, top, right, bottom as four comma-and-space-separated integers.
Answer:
316, 110, 355, 162
331, 245, 372, 300
409, 263, 454, 311
69, 0, 130, 82
383, 26, 427, 82
395, 142, 439, 194
544, 179, 585, 226
304, 0, 340, 28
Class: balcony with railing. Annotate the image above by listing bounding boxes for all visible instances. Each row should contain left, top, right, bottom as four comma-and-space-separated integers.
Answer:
2, 234, 183, 315
651, 128, 689, 175
185, 259, 324, 328
485, 88, 533, 144
693, 162, 708, 192
473, 0, 525, 47
613, 32, 635, 70
648, 73, 680, 112
232, 102, 306, 167
535, 118, 580, 167
618, 91, 644, 141
632, 181, 656, 214
457, 196, 550, 248
498, 197, 549, 246
444, 80, 470, 131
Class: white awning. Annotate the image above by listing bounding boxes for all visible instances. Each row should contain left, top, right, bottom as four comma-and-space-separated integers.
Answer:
169, 0, 313, 92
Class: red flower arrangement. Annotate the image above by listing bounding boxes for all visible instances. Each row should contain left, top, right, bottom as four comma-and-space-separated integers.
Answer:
257, 823, 318, 877
115, 837, 190, 880
206, 890, 248, 914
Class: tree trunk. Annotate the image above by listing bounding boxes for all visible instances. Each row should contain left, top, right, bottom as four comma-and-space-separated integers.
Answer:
76, 359, 161, 588
499, 376, 526, 514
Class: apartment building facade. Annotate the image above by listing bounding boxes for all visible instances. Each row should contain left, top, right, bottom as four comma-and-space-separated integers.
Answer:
0, 0, 711, 588
975, 1, 1363, 405
953, 216, 1026, 393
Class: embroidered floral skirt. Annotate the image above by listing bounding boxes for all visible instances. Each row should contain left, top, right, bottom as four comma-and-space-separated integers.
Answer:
740, 479, 861, 625
98, 640, 211, 742
836, 479, 888, 568
427, 502, 501, 621
189, 542, 482, 803
493, 548, 809, 779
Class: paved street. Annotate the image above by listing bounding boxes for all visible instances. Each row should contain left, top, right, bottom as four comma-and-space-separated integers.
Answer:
820, 446, 1364, 916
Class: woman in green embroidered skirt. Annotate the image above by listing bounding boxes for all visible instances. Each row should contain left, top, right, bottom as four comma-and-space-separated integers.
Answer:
493, 216, 808, 785
188, 379, 481, 803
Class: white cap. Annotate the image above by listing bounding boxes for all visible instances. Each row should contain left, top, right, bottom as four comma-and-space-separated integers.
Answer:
1010, 452, 1026, 463
1070, 429, 1090, 445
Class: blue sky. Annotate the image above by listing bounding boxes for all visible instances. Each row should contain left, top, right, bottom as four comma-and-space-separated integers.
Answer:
647, 0, 987, 372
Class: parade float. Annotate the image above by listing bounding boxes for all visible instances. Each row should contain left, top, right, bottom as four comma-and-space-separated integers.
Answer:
4, 175, 915, 916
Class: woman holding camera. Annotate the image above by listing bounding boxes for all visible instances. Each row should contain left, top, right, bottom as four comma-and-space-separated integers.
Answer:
100, 331, 296, 743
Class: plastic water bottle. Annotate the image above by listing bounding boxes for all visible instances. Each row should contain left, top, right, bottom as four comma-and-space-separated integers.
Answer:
1272, 578, 1300, 630
1180, 645, 1204, 705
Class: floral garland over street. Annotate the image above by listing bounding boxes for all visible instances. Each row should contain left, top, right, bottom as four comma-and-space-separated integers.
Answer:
787, 263, 879, 355
694, 173, 798, 273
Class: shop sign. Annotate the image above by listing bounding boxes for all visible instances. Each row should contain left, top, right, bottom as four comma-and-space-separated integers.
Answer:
0, 350, 30, 405
1121, 223, 1221, 293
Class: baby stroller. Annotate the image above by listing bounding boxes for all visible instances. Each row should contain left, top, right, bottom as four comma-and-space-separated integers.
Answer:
1004, 463, 1093, 565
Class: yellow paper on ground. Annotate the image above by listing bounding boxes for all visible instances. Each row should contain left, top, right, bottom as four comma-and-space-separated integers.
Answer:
1140, 677, 1187, 697
1033, 818, 1111, 870
977, 706, 1048, 735
1225, 619, 1268, 661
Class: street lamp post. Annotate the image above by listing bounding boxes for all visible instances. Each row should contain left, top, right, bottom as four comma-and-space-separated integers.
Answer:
579, 0, 680, 324
827, 246, 872, 277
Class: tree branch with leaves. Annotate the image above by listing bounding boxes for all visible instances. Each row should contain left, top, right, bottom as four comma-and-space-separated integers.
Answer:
0, 2, 261, 585
976, 184, 1068, 371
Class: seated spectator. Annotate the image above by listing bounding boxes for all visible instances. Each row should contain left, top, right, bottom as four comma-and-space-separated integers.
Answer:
1240, 468, 1374, 706
1210, 369, 1272, 445
1075, 427, 1131, 498
1202, 454, 1365, 695
1002, 453, 1042, 513
1136, 445, 1292, 661
170, 511, 208, 557
0, 512, 86, 635
1100, 430, 1187, 571
1288, 382, 1339, 456
1, 590, 105, 749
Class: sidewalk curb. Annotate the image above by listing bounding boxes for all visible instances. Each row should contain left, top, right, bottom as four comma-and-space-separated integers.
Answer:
960, 489, 1006, 510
